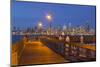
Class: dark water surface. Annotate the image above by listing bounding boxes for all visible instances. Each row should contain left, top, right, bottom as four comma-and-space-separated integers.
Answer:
12, 35, 23, 44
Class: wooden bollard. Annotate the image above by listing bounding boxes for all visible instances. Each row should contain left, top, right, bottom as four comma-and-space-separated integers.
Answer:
65, 36, 70, 43
80, 35, 84, 44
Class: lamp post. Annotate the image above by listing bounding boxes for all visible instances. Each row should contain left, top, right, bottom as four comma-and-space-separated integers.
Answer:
38, 21, 43, 33
38, 22, 42, 28
46, 13, 52, 35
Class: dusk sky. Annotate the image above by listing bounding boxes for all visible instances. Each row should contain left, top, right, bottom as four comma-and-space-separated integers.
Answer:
11, 1, 96, 30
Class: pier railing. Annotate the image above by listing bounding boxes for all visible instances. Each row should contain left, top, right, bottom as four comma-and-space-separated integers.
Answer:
41, 35, 96, 62
12, 40, 24, 66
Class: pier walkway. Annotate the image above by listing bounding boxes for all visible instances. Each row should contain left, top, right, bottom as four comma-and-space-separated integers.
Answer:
18, 41, 68, 65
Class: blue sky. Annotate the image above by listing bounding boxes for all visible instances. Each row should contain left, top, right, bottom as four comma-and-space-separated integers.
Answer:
11, 1, 96, 29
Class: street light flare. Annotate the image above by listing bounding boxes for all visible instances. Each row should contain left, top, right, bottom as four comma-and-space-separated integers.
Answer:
46, 14, 52, 21
38, 22, 42, 27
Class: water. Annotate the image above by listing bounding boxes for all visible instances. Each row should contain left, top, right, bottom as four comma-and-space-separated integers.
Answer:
12, 35, 39, 44
12, 35, 23, 44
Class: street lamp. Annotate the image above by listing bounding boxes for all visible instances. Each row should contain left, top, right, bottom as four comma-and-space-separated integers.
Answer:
46, 13, 52, 35
38, 22, 43, 33
46, 14, 52, 21
38, 22, 42, 28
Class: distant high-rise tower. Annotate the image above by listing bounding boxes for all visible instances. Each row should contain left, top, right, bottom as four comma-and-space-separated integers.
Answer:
68, 22, 72, 28
68, 22, 72, 32
85, 21, 90, 32
63, 25, 67, 31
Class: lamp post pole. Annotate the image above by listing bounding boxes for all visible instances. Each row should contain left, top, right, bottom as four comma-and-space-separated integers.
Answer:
38, 21, 42, 34
46, 14, 52, 35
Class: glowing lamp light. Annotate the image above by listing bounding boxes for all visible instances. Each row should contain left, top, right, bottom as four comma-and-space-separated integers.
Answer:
46, 14, 52, 21
38, 22, 42, 27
